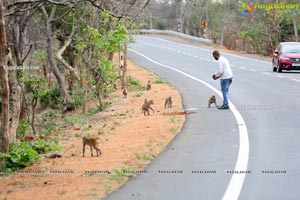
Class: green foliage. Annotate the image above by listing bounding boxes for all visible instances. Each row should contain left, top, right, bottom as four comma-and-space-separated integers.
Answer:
126, 76, 145, 92
30, 139, 62, 154
31, 49, 48, 65
154, 19, 168, 30
279, 17, 295, 42
39, 85, 62, 108
0, 142, 40, 172
0, 139, 63, 172
153, 78, 166, 84
24, 75, 47, 99
17, 119, 30, 139
107, 25, 128, 53
109, 167, 134, 183
241, 25, 263, 50
70, 85, 85, 107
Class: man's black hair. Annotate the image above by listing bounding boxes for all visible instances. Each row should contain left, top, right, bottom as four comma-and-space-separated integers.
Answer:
213, 50, 220, 56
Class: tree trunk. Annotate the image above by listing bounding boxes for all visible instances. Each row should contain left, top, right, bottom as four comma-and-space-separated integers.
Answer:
292, 11, 298, 42
121, 39, 128, 89
8, 75, 21, 142
43, 6, 72, 106
9, 18, 23, 142
31, 98, 37, 135
95, 85, 103, 111
0, 4, 10, 153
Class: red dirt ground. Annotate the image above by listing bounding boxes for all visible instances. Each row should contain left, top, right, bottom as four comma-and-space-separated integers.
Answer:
0, 56, 185, 200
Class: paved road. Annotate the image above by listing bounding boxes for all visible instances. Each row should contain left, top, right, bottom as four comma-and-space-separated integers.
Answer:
105, 36, 300, 200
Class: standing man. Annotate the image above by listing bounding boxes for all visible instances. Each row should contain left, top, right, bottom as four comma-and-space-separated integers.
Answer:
212, 50, 233, 110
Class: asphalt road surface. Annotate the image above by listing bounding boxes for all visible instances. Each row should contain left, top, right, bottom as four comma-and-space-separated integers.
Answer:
105, 36, 300, 200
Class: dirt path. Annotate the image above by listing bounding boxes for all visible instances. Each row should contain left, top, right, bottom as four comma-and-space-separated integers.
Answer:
0, 57, 185, 200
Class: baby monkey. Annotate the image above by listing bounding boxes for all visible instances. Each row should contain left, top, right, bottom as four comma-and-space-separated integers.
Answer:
146, 80, 151, 90
208, 95, 218, 108
122, 88, 128, 98
164, 96, 172, 108
141, 99, 154, 116
82, 136, 102, 157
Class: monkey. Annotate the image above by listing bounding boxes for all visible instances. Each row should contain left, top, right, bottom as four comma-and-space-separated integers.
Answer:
164, 96, 172, 108
208, 95, 218, 108
21, 135, 38, 142
122, 88, 128, 98
82, 136, 102, 157
5, 47, 13, 67
141, 99, 154, 116
146, 80, 151, 90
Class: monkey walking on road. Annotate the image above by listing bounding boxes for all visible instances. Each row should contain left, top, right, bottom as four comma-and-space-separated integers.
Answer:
208, 95, 218, 108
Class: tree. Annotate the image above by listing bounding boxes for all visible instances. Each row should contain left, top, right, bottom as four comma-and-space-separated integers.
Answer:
0, 2, 10, 153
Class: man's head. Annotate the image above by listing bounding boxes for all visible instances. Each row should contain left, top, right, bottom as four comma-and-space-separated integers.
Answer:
213, 50, 220, 60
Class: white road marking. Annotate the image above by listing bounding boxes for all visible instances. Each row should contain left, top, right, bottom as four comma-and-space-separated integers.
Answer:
185, 108, 200, 111
250, 69, 257, 72
239, 67, 246, 70
276, 75, 285, 78
262, 72, 271, 75
291, 78, 300, 82
129, 49, 249, 200
146, 36, 270, 64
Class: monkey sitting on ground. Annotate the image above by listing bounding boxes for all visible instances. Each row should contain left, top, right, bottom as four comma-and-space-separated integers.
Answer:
82, 136, 102, 157
122, 88, 128, 98
21, 135, 38, 142
141, 99, 154, 116
146, 80, 151, 90
208, 95, 218, 108
164, 96, 172, 108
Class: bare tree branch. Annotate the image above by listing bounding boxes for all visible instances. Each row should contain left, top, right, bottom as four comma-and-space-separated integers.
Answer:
8, 0, 76, 8
56, 24, 80, 80
21, 44, 33, 63
51, 4, 74, 22
129, 0, 151, 27
86, 0, 123, 19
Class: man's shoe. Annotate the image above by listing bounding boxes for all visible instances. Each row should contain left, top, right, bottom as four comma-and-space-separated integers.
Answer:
218, 105, 229, 110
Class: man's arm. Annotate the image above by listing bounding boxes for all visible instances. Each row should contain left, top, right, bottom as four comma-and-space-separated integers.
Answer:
212, 60, 223, 80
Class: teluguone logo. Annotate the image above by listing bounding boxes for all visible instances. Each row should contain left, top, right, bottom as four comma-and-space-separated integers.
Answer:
241, 2, 300, 16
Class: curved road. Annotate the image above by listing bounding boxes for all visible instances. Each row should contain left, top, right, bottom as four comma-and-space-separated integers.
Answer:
105, 36, 300, 200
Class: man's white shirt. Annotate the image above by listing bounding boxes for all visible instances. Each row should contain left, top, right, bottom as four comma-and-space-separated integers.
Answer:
216, 56, 233, 79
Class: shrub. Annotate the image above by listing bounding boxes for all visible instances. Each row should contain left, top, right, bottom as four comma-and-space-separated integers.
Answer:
39, 86, 62, 108
17, 119, 30, 139
0, 139, 63, 172
30, 139, 62, 154
0, 142, 40, 172
126, 76, 145, 92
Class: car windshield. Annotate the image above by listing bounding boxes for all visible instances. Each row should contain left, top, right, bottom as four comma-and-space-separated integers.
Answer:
282, 44, 300, 53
